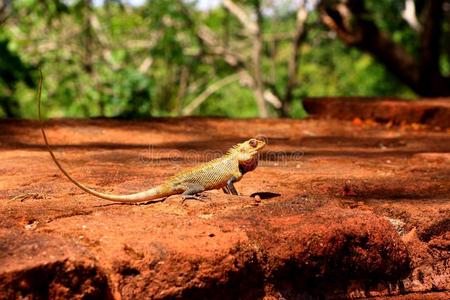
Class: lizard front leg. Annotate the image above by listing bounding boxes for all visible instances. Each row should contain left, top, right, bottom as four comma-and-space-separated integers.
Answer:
226, 176, 239, 195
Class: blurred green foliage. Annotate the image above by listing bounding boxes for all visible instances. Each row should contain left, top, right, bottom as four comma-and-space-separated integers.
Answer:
0, 0, 428, 119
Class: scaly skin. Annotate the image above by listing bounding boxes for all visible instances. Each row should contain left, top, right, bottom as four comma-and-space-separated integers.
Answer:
37, 71, 266, 203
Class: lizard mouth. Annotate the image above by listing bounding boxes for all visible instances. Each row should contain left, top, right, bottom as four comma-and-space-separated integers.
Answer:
250, 147, 260, 154
254, 143, 266, 152
249, 148, 263, 157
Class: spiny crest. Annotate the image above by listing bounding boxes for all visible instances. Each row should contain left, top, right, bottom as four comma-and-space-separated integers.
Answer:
226, 143, 242, 155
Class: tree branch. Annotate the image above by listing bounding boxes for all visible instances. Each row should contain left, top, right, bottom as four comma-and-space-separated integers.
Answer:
223, 0, 258, 34
283, 2, 308, 116
181, 0, 280, 115
320, 0, 450, 96
402, 0, 422, 32
250, 0, 268, 117
196, 25, 245, 68
0, 0, 11, 25
419, 0, 443, 79
182, 73, 240, 115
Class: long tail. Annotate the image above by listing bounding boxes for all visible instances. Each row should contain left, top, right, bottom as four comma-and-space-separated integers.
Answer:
37, 70, 172, 203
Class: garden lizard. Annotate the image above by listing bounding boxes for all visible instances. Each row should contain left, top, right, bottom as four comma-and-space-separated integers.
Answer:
37, 72, 266, 203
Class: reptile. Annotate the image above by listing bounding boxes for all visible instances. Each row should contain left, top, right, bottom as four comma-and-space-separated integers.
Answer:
37, 72, 266, 203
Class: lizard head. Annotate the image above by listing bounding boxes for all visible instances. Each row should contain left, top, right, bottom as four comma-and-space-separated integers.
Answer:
232, 138, 266, 163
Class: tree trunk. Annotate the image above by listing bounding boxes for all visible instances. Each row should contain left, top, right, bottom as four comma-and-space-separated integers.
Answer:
320, 0, 450, 97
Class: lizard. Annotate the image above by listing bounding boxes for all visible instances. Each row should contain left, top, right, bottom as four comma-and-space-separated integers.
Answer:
37, 71, 266, 204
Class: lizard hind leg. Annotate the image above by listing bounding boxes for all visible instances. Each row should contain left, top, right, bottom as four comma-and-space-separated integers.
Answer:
181, 183, 207, 202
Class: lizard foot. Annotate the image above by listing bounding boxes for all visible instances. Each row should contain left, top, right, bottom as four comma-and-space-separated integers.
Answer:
181, 194, 208, 203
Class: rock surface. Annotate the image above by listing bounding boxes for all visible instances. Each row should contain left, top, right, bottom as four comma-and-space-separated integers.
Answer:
0, 112, 449, 299
303, 97, 450, 128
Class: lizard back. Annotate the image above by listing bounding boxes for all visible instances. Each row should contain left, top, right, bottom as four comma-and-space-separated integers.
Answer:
169, 154, 239, 190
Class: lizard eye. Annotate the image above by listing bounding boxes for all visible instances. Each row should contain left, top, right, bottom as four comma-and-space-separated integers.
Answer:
249, 139, 257, 147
